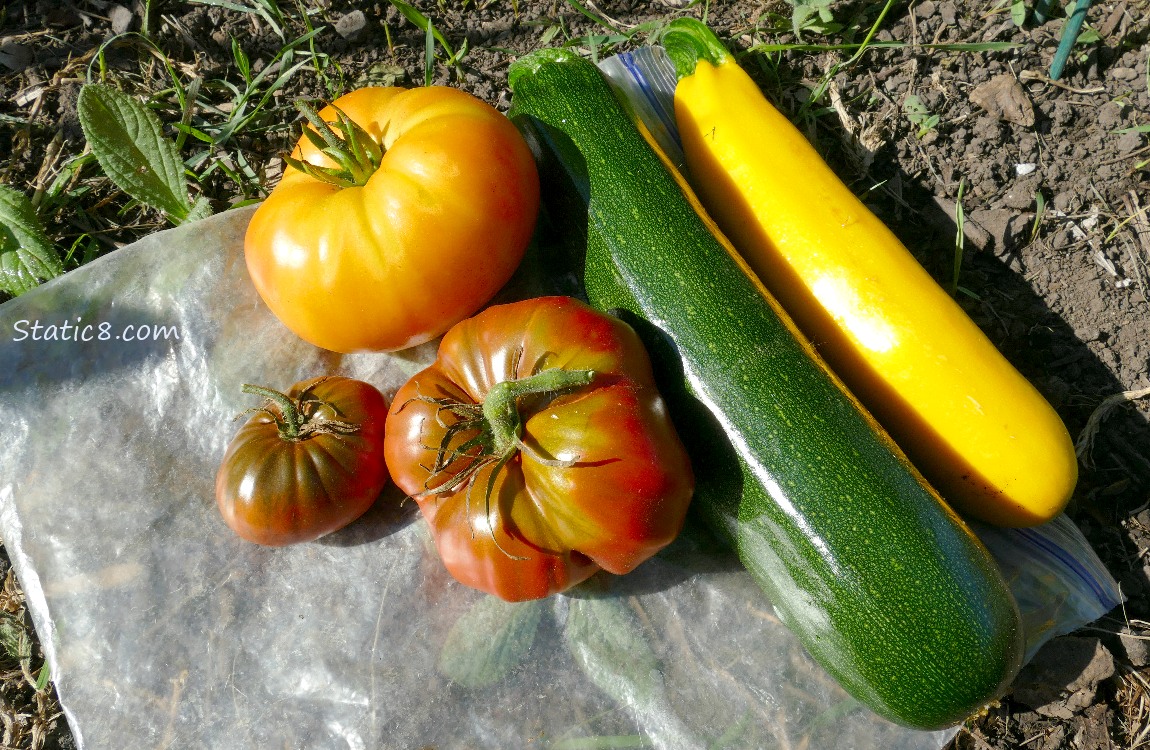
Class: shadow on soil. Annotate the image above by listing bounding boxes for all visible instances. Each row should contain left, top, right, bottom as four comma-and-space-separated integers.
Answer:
890, 179, 1150, 519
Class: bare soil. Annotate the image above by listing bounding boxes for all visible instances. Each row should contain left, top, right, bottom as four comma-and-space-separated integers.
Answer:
1, 1, 1149, 748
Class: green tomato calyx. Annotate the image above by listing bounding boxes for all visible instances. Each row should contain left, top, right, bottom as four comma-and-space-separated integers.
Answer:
282, 101, 384, 189
240, 380, 360, 442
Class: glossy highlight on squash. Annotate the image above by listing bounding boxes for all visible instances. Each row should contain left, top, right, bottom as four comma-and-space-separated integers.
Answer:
661, 18, 1076, 528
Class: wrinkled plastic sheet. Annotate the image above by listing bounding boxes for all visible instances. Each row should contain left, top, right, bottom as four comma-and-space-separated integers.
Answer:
0, 206, 1122, 749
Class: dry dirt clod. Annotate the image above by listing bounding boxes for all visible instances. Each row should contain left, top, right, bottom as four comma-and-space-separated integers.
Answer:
0, 39, 33, 73
1001, 176, 1041, 211
1012, 636, 1117, 719
1115, 627, 1150, 667
968, 207, 1032, 256
109, 5, 134, 36
970, 74, 1036, 127
1097, 101, 1126, 131
1072, 703, 1114, 750
335, 11, 368, 42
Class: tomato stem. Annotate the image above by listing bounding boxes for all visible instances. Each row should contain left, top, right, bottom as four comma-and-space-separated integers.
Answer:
409, 366, 596, 497
406, 367, 594, 562
243, 384, 304, 438
240, 381, 360, 441
482, 368, 596, 455
282, 101, 384, 189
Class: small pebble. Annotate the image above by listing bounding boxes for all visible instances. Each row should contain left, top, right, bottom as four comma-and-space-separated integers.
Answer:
109, 4, 133, 35
335, 11, 368, 41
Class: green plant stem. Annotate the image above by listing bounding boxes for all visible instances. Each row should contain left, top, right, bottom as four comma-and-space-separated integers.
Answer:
482, 368, 595, 454
240, 381, 361, 441
242, 383, 304, 438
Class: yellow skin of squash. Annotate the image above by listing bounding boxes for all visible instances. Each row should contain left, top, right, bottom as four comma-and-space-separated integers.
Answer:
674, 59, 1076, 527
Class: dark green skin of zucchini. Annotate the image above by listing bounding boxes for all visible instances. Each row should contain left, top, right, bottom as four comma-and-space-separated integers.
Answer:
508, 49, 1023, 730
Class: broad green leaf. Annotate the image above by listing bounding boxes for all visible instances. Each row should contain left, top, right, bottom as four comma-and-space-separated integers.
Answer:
903, 93, 927, 118
78, 83, 192, 222
1076, 27, 1102, 45
565, 595, 704, 747
1010, 0, 1028, 26
565, 596, 660, 707
903, 94, 939, 138
0, 184, 64, 296
438, 597, 543, 688
539, 24, 562, 47
0, 612, 31, 664
186, 196, 214, 223
789, 0, 843, 36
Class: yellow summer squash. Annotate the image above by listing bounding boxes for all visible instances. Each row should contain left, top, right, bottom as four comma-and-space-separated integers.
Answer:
661, 19, 1076, 527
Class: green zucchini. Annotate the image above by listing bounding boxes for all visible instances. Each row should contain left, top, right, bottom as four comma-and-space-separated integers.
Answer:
508, 48, 1023, 730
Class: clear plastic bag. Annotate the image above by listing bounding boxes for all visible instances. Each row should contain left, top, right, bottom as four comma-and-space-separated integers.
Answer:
0, 53, 1122, 747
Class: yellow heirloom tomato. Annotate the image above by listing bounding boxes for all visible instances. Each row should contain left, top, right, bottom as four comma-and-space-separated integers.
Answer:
244, 86, 540, 353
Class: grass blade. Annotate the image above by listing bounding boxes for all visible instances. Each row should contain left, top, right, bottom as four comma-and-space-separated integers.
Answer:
796, 0, 897, 118
210, 29, 324, 145
389, 0, 455, 58
566, 0, 617, 32
750, 40, 1019, 53
191, 0, 284, 39
425, 19, 435, 86
951, 177, 967, 297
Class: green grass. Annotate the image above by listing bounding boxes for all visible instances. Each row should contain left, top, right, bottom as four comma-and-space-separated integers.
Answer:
0, 0, 1059, 305
951, 176, 968, 297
